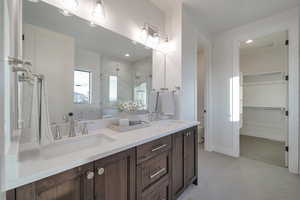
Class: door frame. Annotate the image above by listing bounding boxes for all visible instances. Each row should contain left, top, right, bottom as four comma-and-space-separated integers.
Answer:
196, 38, 213, 152
233, 26, 299, 173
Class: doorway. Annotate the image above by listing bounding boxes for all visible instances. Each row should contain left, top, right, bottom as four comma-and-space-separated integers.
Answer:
197, 48, 206, 148
239, 31, 289, 168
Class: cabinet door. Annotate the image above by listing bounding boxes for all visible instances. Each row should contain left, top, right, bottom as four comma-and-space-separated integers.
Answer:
94, 149, 136, 200
141, 176, 170, 200
171, 132, 184, 197
7, 163, 95, 200
183, 128, 197, 185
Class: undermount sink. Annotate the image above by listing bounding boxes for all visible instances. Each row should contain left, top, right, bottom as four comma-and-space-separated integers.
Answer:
41, 134, 115, 159
154, 120, 187, 128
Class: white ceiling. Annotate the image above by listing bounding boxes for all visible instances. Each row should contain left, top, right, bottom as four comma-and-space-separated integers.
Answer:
24, 1, 152, 62
150, 0, 300, 34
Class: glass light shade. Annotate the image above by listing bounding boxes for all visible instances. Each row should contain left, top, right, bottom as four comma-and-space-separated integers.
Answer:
61, 0, 79, 16
146, 34, 160, 48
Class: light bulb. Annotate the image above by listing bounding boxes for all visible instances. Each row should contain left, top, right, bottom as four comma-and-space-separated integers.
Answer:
60, 0, 79, 16
140, 27, 148, 44
246, 39, 253, 44
90, 0, 105, 26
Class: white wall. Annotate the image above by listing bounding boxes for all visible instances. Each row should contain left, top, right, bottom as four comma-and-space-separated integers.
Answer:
152, 50, 166, 90
212, 8, 299, 173
197, 49, 205, 124
299, 9, 300, 172
0, 0, 4, 196
164, 1, 182, 90
181, 6, 198, 121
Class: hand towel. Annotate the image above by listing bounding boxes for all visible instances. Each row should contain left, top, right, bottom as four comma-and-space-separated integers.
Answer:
40, 78, 54, 145
149, 91, 159, 113
159, 91, 175, 116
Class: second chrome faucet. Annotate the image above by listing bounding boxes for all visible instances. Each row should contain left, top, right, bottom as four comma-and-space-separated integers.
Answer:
68, 112, 77, 137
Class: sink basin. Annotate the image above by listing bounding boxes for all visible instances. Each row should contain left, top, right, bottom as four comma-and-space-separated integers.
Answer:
41, 134, 115, 159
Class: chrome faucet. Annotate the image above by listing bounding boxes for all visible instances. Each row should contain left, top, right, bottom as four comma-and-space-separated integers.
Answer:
52, 123, 62, 140
68, 112, 76, 137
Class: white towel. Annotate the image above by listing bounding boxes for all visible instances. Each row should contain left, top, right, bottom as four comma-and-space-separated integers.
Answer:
149, 91, 159, 113
159, 91, 175, 116
40, 79, 54, 145
30, 78, 40, 144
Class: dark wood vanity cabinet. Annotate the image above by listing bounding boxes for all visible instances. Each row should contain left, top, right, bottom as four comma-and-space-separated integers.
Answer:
7, 126, 198, 200
6, 162, 95, 200
172, 127, 198, 199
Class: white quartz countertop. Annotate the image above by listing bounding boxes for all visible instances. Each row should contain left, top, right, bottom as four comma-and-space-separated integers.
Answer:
3, 120, 199, 191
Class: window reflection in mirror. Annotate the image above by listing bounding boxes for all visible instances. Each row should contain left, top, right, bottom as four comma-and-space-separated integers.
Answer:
109, 75, 118, 102
74, 70, 92, 104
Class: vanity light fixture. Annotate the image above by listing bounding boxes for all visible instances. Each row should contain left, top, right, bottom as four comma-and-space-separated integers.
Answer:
246, 39, 253, 44
140, 26, 149, 44
90, 0, 105, 27
140, 23, 166, 49
60, 0, 79, 16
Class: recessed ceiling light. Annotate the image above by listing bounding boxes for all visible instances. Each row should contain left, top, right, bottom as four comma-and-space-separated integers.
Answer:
125, 54, 130, 57
246, 39, 253, 44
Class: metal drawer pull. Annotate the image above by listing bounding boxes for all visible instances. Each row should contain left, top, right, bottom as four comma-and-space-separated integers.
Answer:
86, 171, 95, 179
151, 144, 168, 152
97, 168, 105, 176
150, 168, 166, 179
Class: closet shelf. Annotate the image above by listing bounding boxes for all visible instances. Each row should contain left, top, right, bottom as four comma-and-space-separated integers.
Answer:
243, 106, 286, 110
243, 80, 286, 86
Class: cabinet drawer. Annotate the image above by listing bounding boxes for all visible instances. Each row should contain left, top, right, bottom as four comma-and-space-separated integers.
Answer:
141, 176, 170, 200
138, 151, 170, 190
137, 136, 171, 164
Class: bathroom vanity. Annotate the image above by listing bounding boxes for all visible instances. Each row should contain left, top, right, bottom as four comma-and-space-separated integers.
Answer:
6, 123, 198, 200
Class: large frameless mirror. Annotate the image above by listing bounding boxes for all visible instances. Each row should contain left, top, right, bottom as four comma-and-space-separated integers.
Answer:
22, 0, 154, 128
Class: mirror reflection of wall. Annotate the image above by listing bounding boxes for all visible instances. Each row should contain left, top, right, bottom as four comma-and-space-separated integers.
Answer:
22, 1, 154, 124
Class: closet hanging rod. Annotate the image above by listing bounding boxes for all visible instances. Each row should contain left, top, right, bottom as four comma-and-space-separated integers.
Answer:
243, 106, 286, 110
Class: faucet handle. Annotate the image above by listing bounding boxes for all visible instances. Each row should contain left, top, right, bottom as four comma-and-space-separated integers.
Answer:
51, 123, 62, 140
81, 122, 89, 135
